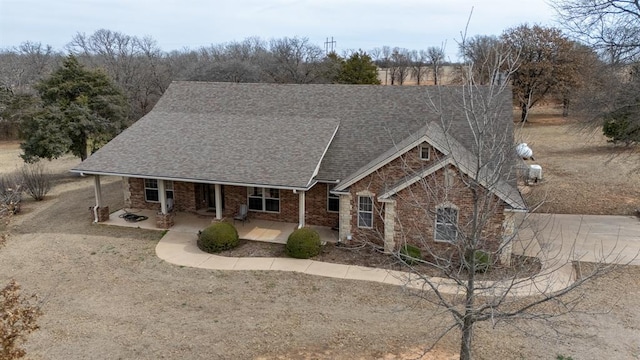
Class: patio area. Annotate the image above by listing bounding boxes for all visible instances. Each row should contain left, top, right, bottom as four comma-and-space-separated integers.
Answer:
102, 209, 339, 244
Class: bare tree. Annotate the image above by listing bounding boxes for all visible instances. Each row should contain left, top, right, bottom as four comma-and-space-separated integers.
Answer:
502, 24, 578, 122
554, 0, 640, 63
0, 42, 60, 93
387, 48, 410, 85
458, 35, 508, 85
410, 50, 428, 85
262, 37, 329, 84
350, 43, 620, 360
67, 29, 172, 121
555, 0, 640, 143
426, 46, 446, 85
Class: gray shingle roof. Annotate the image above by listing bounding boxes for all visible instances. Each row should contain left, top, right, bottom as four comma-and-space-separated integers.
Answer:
73, 82, 519, 199
73, 110, 339, 188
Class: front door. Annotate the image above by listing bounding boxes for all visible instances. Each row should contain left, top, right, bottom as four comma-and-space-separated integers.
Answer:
203, 184, 224, 211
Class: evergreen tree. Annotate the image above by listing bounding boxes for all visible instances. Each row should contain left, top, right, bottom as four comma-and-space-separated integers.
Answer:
335, 51, 381, 85
20, 55, 127, 162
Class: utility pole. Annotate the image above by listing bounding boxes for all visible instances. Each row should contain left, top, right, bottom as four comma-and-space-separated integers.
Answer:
324, 37, 336, 54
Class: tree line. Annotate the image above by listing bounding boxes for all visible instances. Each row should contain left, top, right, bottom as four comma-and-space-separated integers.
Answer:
2, 2, 640, 158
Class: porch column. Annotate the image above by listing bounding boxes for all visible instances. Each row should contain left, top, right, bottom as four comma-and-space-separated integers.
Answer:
92, 175, 109, 222
155, 179, 175, 229
158, 179, 167, 214
94, 175, 103, 208
298, 190, 305, 228
214, 184, 222, 220
338, 193, 352, 241
382, 200, 396, 253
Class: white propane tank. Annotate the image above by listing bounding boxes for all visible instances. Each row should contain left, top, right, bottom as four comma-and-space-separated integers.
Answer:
516, 143, 534, 159
528, 164, 542, 183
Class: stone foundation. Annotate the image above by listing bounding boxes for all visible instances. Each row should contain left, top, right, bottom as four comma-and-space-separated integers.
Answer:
89, 206, 110, 222
156, 212, 175, 229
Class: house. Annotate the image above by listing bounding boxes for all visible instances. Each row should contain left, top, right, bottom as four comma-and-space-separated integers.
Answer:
72, 82, 526, 261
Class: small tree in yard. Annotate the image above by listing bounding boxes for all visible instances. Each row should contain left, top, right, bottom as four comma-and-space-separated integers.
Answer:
0, 280, 41, 360
0, 220, 41, 359
20, 55, 127, 162
357, 36, 619, 360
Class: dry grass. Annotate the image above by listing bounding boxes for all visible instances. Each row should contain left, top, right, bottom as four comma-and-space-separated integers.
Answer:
517, 106, 640, 215
1, 120, 640, 360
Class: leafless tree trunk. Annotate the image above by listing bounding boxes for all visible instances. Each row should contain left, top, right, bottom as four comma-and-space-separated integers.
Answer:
410, 50, 428, 85
427, 46, 445, 85
350, 41, 623, 359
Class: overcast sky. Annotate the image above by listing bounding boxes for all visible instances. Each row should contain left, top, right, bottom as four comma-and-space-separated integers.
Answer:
0, 0, 557, 60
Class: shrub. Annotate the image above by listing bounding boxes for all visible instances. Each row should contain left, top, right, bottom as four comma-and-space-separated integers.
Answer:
465, 250, 491, 273
0, 172, 22, 217
20, 162, 51, 201
285, 228, 321, 259
197, 221, 239, 253
602, 108, 640, 145
399, 244, 421, 265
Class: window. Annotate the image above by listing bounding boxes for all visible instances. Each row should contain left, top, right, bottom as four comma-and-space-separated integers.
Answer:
435, 205, 458, 242
144, 179, 174, 203
357, 196, 373, 228
248, 187, 280, 212
327, 186, 339, 212
419, 143, 431, 161
145, 179, 159, 202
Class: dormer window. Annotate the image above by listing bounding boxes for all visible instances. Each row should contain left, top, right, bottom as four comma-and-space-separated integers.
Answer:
419, 143, 431, 161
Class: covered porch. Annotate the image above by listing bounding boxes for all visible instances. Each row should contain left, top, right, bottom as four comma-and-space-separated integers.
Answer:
102, 208, 339, 244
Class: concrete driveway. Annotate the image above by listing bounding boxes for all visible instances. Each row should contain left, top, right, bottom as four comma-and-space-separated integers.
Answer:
519, 214, 640, 265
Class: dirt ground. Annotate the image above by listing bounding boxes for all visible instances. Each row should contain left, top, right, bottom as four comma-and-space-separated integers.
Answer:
516, 110, 640, 215
1, 126, 640, 360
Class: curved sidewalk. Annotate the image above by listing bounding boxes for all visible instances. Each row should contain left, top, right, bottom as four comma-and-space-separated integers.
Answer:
156, 230, 576, 298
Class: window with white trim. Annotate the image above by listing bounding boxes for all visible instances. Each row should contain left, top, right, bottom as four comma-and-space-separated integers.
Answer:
357, 195, 373, 228
144, 179, 174, 202
327, 186, 339, 212
435, 205, 458, 242
419, 143, 431, 161
248, 187, 280, 212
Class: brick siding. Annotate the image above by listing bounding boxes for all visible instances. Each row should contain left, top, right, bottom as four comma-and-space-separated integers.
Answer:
347, 144, 507, 258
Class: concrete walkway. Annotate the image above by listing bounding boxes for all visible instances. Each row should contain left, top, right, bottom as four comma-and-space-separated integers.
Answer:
149, 213, 640, 297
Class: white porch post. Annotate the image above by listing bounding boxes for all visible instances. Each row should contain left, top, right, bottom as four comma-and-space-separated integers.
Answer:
93, 176, 103, 208
214, 184, 222, 220
298, 190, 305, 228
158, 179, 167, 214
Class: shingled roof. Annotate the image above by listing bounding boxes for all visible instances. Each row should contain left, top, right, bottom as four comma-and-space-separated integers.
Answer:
72, 82, 518, 198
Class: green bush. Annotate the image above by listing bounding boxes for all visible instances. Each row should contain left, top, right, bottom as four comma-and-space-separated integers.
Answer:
197, 221, 239, 253
465, 250, 491, 273
602, 108, 640, 145
399, 244, 421, 265
285, 228, 321, 259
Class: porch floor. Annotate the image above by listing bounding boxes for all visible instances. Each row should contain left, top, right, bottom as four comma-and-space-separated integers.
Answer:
104, 209, 338, 244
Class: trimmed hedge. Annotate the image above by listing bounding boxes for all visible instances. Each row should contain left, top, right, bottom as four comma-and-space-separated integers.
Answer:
197, 221, 239, 253
399, 244, 422, 265
285, 227, 321, 259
